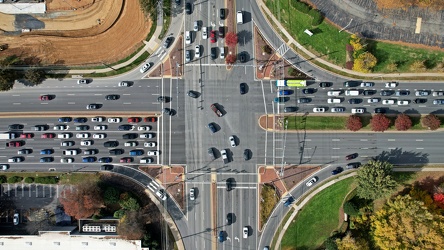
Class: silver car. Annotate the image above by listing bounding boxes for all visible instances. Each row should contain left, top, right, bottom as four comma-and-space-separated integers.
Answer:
140, 63, 151, 73
331, 107, 345, 113
185, 50, 191, 62
195, 45, 201, 58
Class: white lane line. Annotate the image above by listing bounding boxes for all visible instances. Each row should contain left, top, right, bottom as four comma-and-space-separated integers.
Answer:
13, 103, 21, 105
12, 95, 20, 96
416, 139, 423, 141
94, 94, 102, 96
332, 139, 340, 141
331, 156, 340, 158
388, 139, 396, 141
416, 148, 424, 150
40, 103, 48, 105
388, 147, 396, 149
332, 148, 340, 150
67, 94, 75, 95
360, 139, 368, 141
216, 186, 257, 189
67, 102, 75, 104
305, 148, 312, 150
123, 94, 131, 95
123, 103, 131, 105
305, 139, 311, 141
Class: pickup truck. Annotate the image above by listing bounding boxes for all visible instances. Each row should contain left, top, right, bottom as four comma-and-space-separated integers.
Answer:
210, 104, 223, 117
0, 132, 16, 140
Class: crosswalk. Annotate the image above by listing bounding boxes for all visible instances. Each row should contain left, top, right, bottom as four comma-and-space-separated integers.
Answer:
276, 43, 290, 56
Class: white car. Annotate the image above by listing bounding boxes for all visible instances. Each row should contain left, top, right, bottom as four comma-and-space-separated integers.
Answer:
189, 188, 195, 201
140, 63, 151, 73
91, 116, 105, 122
397, 100, 409, 105
53, 124, 68, 130
202, 26, 208, 39
76, 133, 90, 139
8, 157, 23, 163
185, 50, 191, 62
360, 82, 374, 87
124, 141, 138, 147
77, 79, 88, 84
57, 133, 71, 139
306, 177, 317, 187
0, 164, 9, 170
313, 107, 325, 113
415, 90, 430, 96
185, 30, 191, 44
382, 99, 395, 105
195, 45, 201, 58
147, 150, 159, 156
94, 125, 107, 130
220, 47, 225, 59
108, 117, 122, 123
137, 125, 151, 131
385, 82, 398, 88
243, 227, 248, 238
93, 133, 106, 139
61, 157, 74, 163
229, 136, 236, 147
193, 21, 198, 31
144, 142, 157, 147
156, 189, 167, 201
118, 81, 130, 87
367, 98, 379, 103
351, 108, 365, 114
433, 91, 444, 96
140, 133, 154, 139
81, 140, 93, 146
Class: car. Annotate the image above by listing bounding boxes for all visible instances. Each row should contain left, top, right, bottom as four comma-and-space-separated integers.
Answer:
147, 150, 159, 156
397, 100, 410, 105
382, 99, 395, 105
319, 82, 332, 87
41, 133, 55, 139
156, 189, 167, 201
360, 82, 374, 87
274, 97, 289, 103
82, 157, 96, 163
243, 227, 248, 238
218, 231, 224, 243
332, 167, 343, 175
226, 213, 233, 225
86, 104, 100, 110
145, 117, 157, 122
98, 157, 112, 163
163, 108, 174, 116
328, 98, 341, 104
53, 124, 68, 130
122, 133, 138, 139
140, 157, 153, 163
220, 47, 225, 59
185, 50, 191, 63
32, 125, 47, 131
226, 178, 234, 191
343, 81, 359, 88
157, 96, 169, 103
305, 177, 317, 187
61, 157, 74, 163
118, 81, 131, 87
243, 149, 250, 161
211, 47, 217, 59
413, 98, 427, 104
238, 52, 246, 63
218, 26, 225, 38
61, 141, 74, 147
380, 90, 393, 96
210, 30, 216, 43
229, 136, 236, 147
129, 149, 144, 156
202, 26, 208, 39
76, 133, 90, 139
195, 45, 200, 58
278, 89, 292, 95
220, 8, 226, 19
374, 108, 386, 114
40, 149, 53, 155
185, 2, 192, 14
93, 133, 106, 139
187, 90, 199, 98
346, 162, 361, 169
75, 125, 89, 131
207, 147, 217, 160
298, 98, 311, 103
57, 133, 71, 139
284, 196, 295, 207
396, 90, 410, 96
433, 99, 444, 105
331, 107, 345, 113
105, 94, 119, 100
74, 117, 87, 123
367, 98, 380, 103
0, 164, 9, 170
385, 82, 398, 88
118, 125, 134, 131
120, 157, 133, 163
40, 95, 52, 101
144, 142, 157, 147
91, 116, 105, 122
109, 149, 124, 155
208, 123, 217, 133
84, 149, 98, 155
313, 107, 325, 113
284, 106, 298, 113
81, 140, 93, 146
363, 90, 376, 96
302, 88, 315, 94
348, 98, 362, 104
18, 149, 32, 155
94, 125, 107, 130
140, 63, 151, 73
415, 90, 430, 96
128, 117, 141, 123
221, 149, 228, 163
100, 165, 113, 171
108, 117, 122, 123
77, 79, 88, 84
189, 188, 195, 201
345, 153, 358, 160
193, 20, 199, 31
140, 133, 155, 139
124, 141, 138, 147
185, 30, 191, 44
433, 91, 444, 96
240, 83, 247, 95
58, 117, 72, 123
163, 36, 172, 49
40, 157, 53, 163
8, 156, 23, 163
351, 108, 365, 114
137, 125, 151, 131
13, 213, 19, 225
20, 133, 33, 139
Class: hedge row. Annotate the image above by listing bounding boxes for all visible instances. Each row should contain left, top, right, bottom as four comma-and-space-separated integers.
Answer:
0, 175, 59, 184
291, 0, 323, 26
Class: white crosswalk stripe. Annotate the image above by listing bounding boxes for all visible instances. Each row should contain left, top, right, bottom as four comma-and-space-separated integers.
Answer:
276, 43, 290, 56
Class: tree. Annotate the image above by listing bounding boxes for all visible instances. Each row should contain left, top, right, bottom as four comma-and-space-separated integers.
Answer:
23, 68, 46, 86
356, 160, 397, 200
352, 52, 377, 73
225, 32, 238, 47
422, 114, 441, 130
394, 113, 412, 131
336, 232, 369, 250
343, 201, 359, 216
117, 211, 145, 240
433, 193, 444, 209
59, 180, 104, 220
386, 62, 398, 72
349, 34, 363, 52
119, 196, 140, 211
0, 69, 16, 91
225, 54, 236, 64
371, 195, 444, 249
103, 186, 120, 205
346, 115, 362, 131
370, 114, 391, 132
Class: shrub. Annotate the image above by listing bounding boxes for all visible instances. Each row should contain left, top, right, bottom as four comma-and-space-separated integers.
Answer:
114, 209, 126, 219
346, 115, 362, 131
0, 175, 6, 184
308, 9, 323, 26
24, 177, 34, 183
225, 54, 236, 64
34, 176, 58, 184
7, 176, 23, 183
422, 114, 441, 130
394, 113, 412, 131
262, 45, 272, 54
343, 201, 359, 216
292, 1, 310, 13
370, 114, 391, 132
92, 214, 101, 221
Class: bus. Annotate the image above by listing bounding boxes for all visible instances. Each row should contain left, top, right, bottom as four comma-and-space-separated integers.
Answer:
275, 80, 307, 87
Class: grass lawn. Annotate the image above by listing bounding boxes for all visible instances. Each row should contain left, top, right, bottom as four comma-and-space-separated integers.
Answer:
281, 177, 355, 249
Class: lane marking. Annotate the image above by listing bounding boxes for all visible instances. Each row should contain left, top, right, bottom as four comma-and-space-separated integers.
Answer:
388, 139, 396, 141
360, 139, 368, 141
332, 139, 340, 141
416, 139, 423, 141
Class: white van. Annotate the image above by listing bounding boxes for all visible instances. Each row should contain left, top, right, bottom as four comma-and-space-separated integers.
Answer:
237, 11, 243, 24
327, 98, 342, 104
345, 90, 360, 96
327, 91, 341, 96
185, 31, 191, 44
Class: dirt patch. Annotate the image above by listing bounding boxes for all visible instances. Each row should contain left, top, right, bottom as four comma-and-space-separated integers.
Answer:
47, 0, 96, 11
254, 26, 273, 79
259, 114, 289, 131
280, 165, 320, 190
226, 0, 235, 66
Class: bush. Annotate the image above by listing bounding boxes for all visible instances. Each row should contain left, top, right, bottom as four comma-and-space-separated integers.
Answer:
104, 186, 120, 205
308, 9, 323, 26
0, 175, 6, 184
34, 176, 58, 184
343, 201, 359, 216
288, 67, 298, 76
292, 1, 310, 13
370, 114, 391, 132
7, 176, 23, 183
262, 45, 272, 54
422, 114, 441, 130
346, 115, 362, 131
394, 113, 412, 131
24, 177, 34, 183
92, 214, 101, 221
114, 209, 126, 219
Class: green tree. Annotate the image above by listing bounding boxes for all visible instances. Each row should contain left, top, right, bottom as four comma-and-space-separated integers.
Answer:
356, 160, 397, 200
103, 186, 120, 205
23, 68, 46, 86
371, 195, 444, 249
343, 201, 359, 216
0, 69, 16, 91
119, 197, 140, 211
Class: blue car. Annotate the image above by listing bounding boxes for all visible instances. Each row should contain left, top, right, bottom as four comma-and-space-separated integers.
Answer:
129, 150, 144, 156
58, 117, 72, 123
74, 117, 88, 123
218, 231, 224, 243
82, 157, 96, 163
98, 157, 112, 163
274, 97, 289, 103
284, 197, 295, 207
40, 149, 53, 155
278, 89, 292, 95
331, 167, 343, 175
40, 157, 53, 163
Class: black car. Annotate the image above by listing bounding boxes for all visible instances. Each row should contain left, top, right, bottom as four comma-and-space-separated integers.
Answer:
284, 197, 295, 207
187, 90, 199, 98
211, 47, 217, 59
331, 167, 343, 175
208, 147, 216, 160
226, 178, 234, 191
218, 26, 225, 38
319, 82, 332, 88
122, 133, 137, 139
374, 108, 386, 114
163, 37, 172, 49
302, 88, 315, 94
118, 125, 133, 131
98, 157, 112, 163
158, 96, 170, 103
284, 106, 298, 112
297, 98, 311, 103
100, 165, 113, 171
76, 125, 89, 131
163, 108, 174, 116
8, 124, 23, 130
226, 213, 233, 225
243, 149, 250, 161
105, 94, 119, 100
346, 162, 361, 169
238, 52, 247, 63
413, 98, 427, 104
348, 98, 362, 104
220, 8, 226, 19
208, 123, 217, 133
380, 90, 393, 96
343, 81, 359, 88
396, 90, 410, 96
104, 141, 119, 147
345, 153, 358, 160
363, 90, 376, 96
240, 83, 247, 95
109, 149, 124, 155
185, 2, 192, 14
40, 157, 53, 163
74, 117, 87, 123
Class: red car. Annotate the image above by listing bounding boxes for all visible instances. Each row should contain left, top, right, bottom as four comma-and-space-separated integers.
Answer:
210, 30, 216, 43
144, 117, 157, 122
127, 117, 141, 123
20, 133, 33, 139
6, 141, 23, 147
41, 133, 55, 139
40, 95, 52, 101
120, 157, 133, 163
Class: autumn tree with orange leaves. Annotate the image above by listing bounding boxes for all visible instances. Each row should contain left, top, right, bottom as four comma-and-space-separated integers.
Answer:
59, 180, 104, 220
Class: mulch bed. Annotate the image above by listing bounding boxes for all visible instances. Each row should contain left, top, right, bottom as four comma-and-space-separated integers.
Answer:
149, 36, 183, 78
